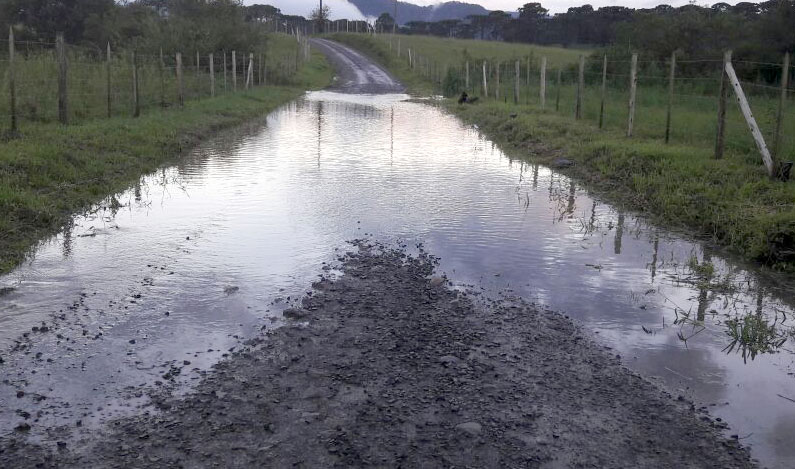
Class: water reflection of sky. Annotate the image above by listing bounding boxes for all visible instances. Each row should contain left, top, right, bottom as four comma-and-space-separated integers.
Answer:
1, 91, 794, 466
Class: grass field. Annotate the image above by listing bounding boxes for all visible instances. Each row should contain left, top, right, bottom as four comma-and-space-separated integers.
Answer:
0, 39, 332, 274
331, 33, 795, 271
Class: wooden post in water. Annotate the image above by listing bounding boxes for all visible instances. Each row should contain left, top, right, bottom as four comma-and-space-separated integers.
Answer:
598, 54, 607, 128
482, 61, 488, 97
132, 51, 140, 117
209, 53, 215, 97
773, 52, 790, 160
232, 50, 237, 91
575, 55, 585, 120
56, 33, 68, 125
514, 60, 520, 104
8, 27, 16, 132
715, 50, 732, 160
556, 69, 562, 111
106, 43, 112, 118
665, 51, 676, 143
176, 52, 184, 107
540, 56, 547, 109
627, 53, 638, 137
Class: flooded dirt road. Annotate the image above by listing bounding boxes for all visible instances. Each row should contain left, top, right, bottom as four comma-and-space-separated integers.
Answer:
0, 40, 793, 467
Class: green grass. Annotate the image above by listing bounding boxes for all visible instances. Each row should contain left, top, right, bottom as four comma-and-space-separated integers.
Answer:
1, 33, 309, 124
333, 34, 795, 271
0, 45, 333, 274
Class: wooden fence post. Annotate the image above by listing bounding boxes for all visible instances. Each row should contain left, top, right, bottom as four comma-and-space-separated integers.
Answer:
575, 55, 585, 120
627, 52, 638, 137
232, 50, 237, 91
527, 56, 531, 87
223, 51, 228, 91
599, 54, 607, 128
176, 52, 184, 107
106, 43, 112, 118
514, 60, 520, 104
8, 27, 16, 132
773, 52, 790, 160
665, 51, 676, 143
132, 51, 140, 117
495, 62, 500, 101
725, 60, 776, 178
465, 61, 470, 91
715, 50, 732, 160
209, 53, 215, 97
56, 33, 68, 125
540, 56, 547, 109
259, 53, 264, 85
482, 61, 488, 97
159, 48, 165, 107
247, 53, 254, 89
556, 69, 562, 112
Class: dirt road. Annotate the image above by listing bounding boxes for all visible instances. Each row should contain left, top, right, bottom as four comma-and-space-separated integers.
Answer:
310, 39, 404, 94
0, 41, 756, 468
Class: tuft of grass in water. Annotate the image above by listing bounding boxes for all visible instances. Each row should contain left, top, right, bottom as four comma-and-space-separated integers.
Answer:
333, 34, 795, 272
0, 49, 333, 274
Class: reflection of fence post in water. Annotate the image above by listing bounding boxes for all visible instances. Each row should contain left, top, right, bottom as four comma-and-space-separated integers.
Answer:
614, 213, 624, 255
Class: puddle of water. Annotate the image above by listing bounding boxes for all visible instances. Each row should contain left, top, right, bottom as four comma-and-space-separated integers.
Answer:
1, 90, 794, 467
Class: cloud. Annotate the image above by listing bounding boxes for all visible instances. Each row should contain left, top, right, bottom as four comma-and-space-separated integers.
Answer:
245, 0, 367, 20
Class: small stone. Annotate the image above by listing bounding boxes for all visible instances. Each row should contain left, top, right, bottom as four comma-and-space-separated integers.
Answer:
455, 422, 482, 435
429, 276, 444, 287
14, 423, 31, 432
551, 158, 574, 168
283, 308, 307, 320
16, 390, 24, 398
129, 339, 136, 344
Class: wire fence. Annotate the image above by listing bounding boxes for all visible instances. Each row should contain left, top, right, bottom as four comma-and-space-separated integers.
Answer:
0, 33, 312, 131
377, 35, 795, 177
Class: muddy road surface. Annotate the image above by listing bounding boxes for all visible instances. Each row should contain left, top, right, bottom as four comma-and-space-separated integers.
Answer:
310, 39, 404, 94
1, 242, 754, 468
2, 40, 793, 467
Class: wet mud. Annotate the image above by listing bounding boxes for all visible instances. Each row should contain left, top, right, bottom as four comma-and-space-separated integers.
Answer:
0, 242, 755, 467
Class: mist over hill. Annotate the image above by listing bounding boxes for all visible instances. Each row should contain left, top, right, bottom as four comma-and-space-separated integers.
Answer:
348, 0, 490, 24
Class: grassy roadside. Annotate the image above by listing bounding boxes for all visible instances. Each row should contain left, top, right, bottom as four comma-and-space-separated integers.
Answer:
0, 49, 333, 274
331, 34, 795, 271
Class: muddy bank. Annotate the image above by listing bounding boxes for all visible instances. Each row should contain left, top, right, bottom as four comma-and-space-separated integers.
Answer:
1, 241, 755, 467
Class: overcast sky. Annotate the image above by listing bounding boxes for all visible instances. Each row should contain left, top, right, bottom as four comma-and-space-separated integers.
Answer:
253, 1, 753, 17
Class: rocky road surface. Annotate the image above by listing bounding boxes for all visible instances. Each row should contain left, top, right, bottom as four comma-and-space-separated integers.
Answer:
310, 39, 404, 94
1, 241, 754, 468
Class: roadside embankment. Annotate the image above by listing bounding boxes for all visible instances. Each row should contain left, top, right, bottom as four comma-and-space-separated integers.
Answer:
330, 34, 795, 272
0, 241, 756, 467
0, 51, 333, 275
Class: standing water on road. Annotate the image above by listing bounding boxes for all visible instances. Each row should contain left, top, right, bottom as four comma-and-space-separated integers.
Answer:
1, 91, 794, 467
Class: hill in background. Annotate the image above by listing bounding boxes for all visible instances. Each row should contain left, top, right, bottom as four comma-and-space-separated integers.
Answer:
349, 0, 490, 24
